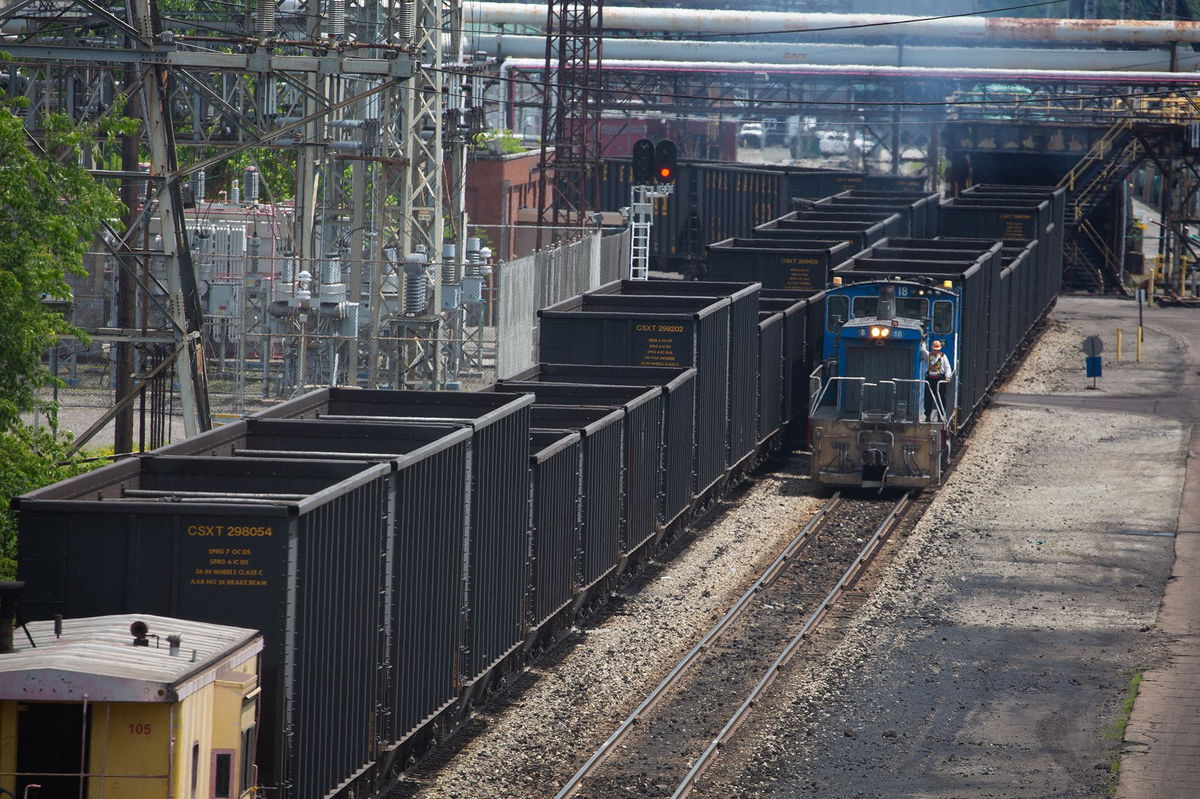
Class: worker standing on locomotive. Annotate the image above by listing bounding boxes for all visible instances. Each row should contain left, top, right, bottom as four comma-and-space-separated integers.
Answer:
924, 339, 953, 421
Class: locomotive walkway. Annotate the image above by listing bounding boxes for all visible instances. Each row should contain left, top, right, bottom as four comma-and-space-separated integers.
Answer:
1002, 297, 1200, 799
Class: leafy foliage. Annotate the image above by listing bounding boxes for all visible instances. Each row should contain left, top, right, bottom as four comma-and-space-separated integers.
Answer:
471, 129, 528, 155
0, 103, 127, 577
0, 105, 127, 430
181, 145, 298, 202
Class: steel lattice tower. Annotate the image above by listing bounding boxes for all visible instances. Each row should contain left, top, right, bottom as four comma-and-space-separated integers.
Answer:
0, 0, 486, 452
536, 0, 603, 246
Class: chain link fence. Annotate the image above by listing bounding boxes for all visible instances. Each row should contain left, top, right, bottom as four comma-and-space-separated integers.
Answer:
40, 228, 630, 452
496, 229, 629, 379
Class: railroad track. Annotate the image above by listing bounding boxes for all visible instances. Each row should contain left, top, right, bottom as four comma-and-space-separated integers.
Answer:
555, 492, 913, 799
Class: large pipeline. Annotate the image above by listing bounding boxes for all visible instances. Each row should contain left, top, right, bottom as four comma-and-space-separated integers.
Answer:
501, 57, 1200, 87
476, 33, 1200, 73
464, 2, 1200, 46
495, 55, 1200, 132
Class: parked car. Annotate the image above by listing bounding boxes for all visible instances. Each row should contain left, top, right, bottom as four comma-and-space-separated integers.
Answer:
739, 122, 764, 148
818, 130, 850, 156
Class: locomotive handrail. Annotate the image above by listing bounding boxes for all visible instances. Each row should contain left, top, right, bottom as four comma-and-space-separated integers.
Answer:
813, 375, 930, 424
808, 363, 846, 417
836, 377, 865, 414
883, 378, 925, 423
925, 378, 949, 423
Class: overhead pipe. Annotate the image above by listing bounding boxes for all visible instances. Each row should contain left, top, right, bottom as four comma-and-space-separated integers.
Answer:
465, 2, 1200, 46
475, 33, 1200, 73
500, 56, 1200, 87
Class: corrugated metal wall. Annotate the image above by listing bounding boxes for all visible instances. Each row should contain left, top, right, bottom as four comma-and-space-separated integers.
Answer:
526, 405, 624, 591
726, 286, 761, 465
292, 475, 391, 797
390, 433, 471, 743
463, 405, 531, 680
757, 312, 785, 443
529, 431, 582, 625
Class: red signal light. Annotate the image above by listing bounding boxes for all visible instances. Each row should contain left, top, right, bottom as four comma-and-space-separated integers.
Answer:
653, 140, 677, 184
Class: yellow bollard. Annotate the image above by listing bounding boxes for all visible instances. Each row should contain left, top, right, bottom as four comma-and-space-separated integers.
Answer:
1137, 325, 1143, 363
1116, 328, 1123, 361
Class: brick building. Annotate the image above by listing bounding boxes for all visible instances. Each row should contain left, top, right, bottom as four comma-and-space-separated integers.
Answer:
465, 149, 544, 261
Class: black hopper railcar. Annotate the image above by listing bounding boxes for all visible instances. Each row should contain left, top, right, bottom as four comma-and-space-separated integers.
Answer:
12, 181, 1064, 798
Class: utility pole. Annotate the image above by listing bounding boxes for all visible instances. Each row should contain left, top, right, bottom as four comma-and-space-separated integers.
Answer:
114, 64, 140, 455
130, 0, 210, 437
536, 0, 604, 247
394, 0, 446, 387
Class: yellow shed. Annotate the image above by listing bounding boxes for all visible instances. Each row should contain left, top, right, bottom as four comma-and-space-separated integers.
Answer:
0, 613, 262, 799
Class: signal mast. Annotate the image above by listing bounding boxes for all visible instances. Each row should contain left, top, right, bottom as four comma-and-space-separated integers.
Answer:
629, 138, 677, 280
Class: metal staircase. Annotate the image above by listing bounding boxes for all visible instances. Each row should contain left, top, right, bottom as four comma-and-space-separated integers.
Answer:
1064, 240, 1106, 293
1057, 116, 1144, 292
1078, 219, 1126, 291
1067, 137, 1144, 224
1071, 221, 1129, 293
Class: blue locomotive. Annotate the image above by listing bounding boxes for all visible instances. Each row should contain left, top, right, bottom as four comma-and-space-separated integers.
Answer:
809, 279, 961, 489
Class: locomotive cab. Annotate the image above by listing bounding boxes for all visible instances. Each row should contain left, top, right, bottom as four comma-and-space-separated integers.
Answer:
810, 281, 958, 489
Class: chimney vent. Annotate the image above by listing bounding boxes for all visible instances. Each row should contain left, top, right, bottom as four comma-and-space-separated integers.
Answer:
130, 620, 150, 647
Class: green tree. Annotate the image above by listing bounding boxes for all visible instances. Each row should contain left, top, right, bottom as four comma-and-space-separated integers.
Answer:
0, 107, 127, 428
0, 103, 129, 578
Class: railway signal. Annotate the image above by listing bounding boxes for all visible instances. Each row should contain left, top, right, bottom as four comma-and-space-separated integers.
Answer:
628, 138, 677, 280
632, 138, 655, 183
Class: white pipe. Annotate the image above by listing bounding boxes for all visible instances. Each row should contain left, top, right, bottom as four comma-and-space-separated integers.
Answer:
465, 2, 1200, 46
501, 56, 1200, 86
477, 33, 1200, 73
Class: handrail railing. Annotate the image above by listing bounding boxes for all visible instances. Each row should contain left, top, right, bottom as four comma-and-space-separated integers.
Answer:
1070, 136, 1144, 222
1057, 115, 1134, 193
1066, 240, 1107, 293
925, 378, 948, 423
1079, 219, 1132, 295
810, 372, 940, 425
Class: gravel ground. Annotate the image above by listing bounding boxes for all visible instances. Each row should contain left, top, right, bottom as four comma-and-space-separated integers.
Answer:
693, 299, 1184, 798
393, 461, 828, 798
30, 386, 280, 453
579, 499, 900, 799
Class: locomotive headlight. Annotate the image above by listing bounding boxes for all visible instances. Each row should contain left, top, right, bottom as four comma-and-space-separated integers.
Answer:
870, 326, 881, 337
880, 327, 891, 337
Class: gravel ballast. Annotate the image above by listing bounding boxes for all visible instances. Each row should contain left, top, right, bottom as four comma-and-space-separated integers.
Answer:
402, 296, 1185, 799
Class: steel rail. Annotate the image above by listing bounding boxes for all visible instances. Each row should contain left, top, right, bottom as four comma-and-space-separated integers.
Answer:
672, 492, 913, 799
553, 492, 845, 799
